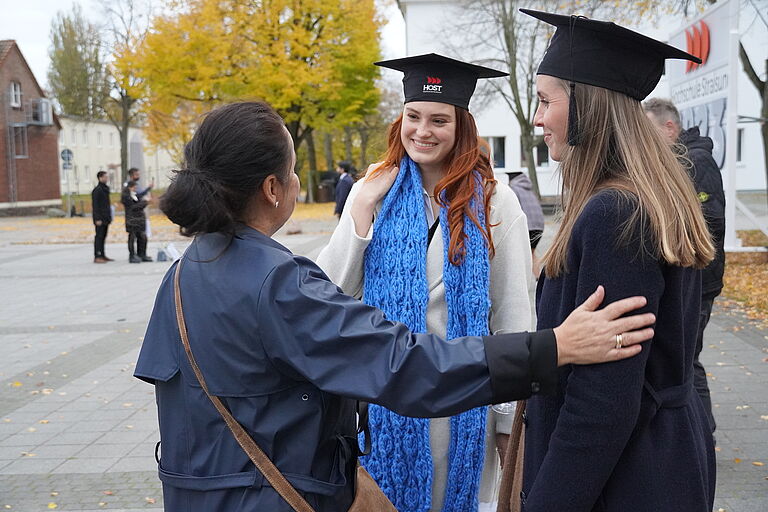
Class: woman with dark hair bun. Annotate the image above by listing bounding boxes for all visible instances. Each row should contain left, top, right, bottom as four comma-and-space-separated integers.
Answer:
134, 101, 655, 512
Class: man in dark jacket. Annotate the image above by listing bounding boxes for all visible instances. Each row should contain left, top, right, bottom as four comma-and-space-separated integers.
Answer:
121, 180, 152, 263
333, 161, 355, 218
91, 171, 113, 263
645, 97, 725, 433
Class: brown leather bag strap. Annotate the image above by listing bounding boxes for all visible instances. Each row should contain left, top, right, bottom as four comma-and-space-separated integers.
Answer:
173, 259, 315, 512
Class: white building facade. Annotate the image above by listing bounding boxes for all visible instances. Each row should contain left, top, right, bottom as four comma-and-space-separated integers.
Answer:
396, 0, 767, 196
58, 116, 177, 195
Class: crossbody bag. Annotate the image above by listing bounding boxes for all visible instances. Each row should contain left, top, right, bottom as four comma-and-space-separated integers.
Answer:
173, 259, 396, 512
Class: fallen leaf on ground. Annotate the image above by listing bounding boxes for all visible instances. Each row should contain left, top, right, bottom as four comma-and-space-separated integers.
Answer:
39, 420, 49, 424
10, 382, 22, 388
734, 458, 742, 463
753, 461, 764, 466
102, 491, 113, 496
145, 497, 156, 504
47, 504, 57, 509
50, 492, 58, 496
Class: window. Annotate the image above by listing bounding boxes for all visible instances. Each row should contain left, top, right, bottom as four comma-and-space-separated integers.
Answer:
84, 165, 90, 184
30, 98, 52, 125
82, 130, 88, 146
12, 125, 28, 158
490, 137, 506, 168
737, 128, 744, 162
109, 132, 114, 147
9, 81, 21, 108
97, 131, 102, 147
71, 129, 77, 146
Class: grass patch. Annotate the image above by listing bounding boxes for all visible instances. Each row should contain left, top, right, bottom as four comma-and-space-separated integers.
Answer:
722, 230, 768, 326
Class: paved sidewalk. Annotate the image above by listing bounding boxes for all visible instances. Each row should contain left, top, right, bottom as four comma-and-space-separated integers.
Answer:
0, 219, 766, 511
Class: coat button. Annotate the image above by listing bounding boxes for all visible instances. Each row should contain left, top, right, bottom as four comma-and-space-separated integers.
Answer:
531, 381, 540, 393
522, 411, 528, 426
301, 394, 309, 401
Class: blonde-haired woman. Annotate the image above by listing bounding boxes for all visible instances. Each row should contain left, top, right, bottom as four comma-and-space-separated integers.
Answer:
517, 10, 716, 512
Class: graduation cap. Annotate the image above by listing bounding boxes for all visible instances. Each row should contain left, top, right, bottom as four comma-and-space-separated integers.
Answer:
375, 53, 508, 111
520, 9, 700, 145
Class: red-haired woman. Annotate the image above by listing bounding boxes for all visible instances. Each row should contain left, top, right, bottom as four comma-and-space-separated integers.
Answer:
316, 54, 534, 512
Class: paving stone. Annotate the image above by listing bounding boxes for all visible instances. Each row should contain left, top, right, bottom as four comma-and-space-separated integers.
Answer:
1, 222, 766, 510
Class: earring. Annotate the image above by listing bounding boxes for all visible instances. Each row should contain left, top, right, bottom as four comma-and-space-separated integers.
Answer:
275, 200, 279, 208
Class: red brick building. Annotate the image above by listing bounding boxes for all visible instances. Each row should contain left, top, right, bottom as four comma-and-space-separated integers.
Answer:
0, 40, 61, 213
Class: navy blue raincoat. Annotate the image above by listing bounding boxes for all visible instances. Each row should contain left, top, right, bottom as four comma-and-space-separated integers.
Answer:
134, 226, 556, 512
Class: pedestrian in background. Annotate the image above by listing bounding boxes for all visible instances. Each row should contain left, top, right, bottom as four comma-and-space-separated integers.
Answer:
124, 167, 154, 199
124, 167, 155, 240
644, 97, 725, 434
334, 160, 356, 218
91, 170, 113, 263
506, 171, 545, 278
121, 180, 152, 263
518, 10, 716, 512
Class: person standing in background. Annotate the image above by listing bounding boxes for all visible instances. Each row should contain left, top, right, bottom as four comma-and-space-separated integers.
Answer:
124, 167, 154, 199
644, 97, 725, 434
124, 167, 155, 247
91, 171, 113, 263
121, 180, 152, 263
507, 171, 546, 278
334, 160, 356, 218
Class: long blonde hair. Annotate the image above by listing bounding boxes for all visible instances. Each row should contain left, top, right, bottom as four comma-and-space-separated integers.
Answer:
543, 80, 714, 277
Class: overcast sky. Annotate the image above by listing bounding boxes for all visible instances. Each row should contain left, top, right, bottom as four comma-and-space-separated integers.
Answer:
1, 0, 406, 91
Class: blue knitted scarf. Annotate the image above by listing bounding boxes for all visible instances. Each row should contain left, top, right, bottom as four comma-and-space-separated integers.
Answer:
362, 155, 491, 512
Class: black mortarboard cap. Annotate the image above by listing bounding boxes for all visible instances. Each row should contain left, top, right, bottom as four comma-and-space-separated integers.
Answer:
520, 9, 701, 145
375, 53, 508, 111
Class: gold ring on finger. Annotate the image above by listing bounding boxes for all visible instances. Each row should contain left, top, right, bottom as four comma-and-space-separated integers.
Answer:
615, 333, 624, 349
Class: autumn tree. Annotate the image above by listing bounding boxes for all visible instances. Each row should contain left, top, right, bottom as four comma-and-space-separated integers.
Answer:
100, 0, 150, 183
47, 3, 109, 119
133, 0, 382, 187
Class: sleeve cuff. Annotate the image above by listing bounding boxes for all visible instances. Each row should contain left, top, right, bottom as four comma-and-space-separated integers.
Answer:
484, 330, 557, 403
528, 329, 558, 395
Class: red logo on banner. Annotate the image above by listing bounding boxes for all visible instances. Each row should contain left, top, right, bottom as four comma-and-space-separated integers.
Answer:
426, 76, 442, 84
685, 21, 710, 73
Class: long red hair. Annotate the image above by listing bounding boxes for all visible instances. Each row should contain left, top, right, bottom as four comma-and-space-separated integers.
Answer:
374, 108, 497, 265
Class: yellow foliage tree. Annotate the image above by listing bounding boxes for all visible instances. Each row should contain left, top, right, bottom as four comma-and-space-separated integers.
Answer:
132, 0, 382, 168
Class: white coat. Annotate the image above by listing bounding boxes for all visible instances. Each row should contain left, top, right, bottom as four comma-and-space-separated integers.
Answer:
316, 179, 535, 510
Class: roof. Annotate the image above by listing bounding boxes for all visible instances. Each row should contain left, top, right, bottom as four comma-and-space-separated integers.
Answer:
0, 40, 62, 130
0, 40, 14, 64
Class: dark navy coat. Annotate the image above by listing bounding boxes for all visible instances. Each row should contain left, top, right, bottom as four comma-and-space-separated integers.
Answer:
522, 191, 716, 512
134, 226, 557, 512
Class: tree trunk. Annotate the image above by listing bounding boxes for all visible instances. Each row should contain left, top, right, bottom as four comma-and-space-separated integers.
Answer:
302, 129, 315, 203
520, 131, 541, 200
306, 128, 318, 173
120, 97, 131, 184
324, 132, 334, 171
344, 125, 353, 161
358, 126, 369, 170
